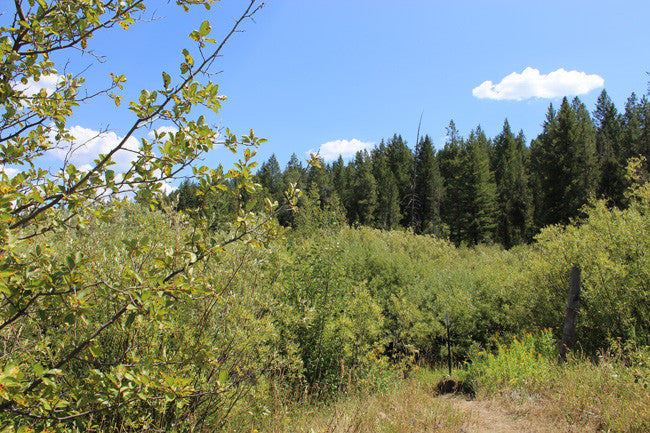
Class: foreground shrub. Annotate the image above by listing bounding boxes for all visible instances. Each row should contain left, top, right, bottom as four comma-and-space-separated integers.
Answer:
466, 330, 556, 392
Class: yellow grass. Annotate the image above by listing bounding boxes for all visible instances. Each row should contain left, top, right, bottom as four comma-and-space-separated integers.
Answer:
257, 376, 469, 433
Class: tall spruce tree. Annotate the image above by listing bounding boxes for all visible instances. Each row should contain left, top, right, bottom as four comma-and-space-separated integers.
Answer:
413, 135, 443, 234
372, 142, 402, 229
385, 134, 414, 225
331, 155, 351, 212
492, 120, 533, 246
462, 126, 498, 245
350, 150, 378, 225
174, 179, 201, 211
593, 90, 626, 206
256, 154, 283, 203
438, 121, 466, 243
570, 97, 599, 208
305, 158, 334, 207
278, 153, 306, 226
623, 93, 650, 162
531, 97, 597, 228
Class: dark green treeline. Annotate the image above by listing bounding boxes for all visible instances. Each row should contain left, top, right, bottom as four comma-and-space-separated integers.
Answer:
178, 91, 650, 248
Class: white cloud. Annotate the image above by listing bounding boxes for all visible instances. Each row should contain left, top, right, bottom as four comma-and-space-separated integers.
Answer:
160, 181, 177, 194
148, 125, 179, 138
309, 139, 374, 162
1, 166, 20, 179
472, 67, 604, 101
51, 125, 140, 172
12, 74, 63, 97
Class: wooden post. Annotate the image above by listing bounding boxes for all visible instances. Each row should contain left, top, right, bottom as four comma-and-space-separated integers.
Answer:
560, 266, 581, 363
446, 312, 452, 376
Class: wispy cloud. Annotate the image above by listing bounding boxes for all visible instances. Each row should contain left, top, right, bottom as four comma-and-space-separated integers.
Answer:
473, 67, 604, 101
309, 139, 374, 162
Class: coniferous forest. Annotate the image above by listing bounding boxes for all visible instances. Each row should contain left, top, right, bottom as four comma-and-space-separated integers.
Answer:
226, 91, 649, 247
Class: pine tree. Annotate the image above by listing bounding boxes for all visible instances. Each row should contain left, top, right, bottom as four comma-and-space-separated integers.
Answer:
174, 179, 201, 211
570, 97, 599, 209
283, 153, 306, 186
640, 96, 650, 161
305, 158, 334, 207
623, 93, 650, 162
278, 153, 306, 226
331, 155, 350, 211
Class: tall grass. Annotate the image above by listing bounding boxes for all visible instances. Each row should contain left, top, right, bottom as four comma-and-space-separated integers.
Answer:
259, 375, 470, 433
466, 331, 650, 432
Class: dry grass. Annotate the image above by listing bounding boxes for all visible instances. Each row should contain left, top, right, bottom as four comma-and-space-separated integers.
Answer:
260, 376, 469, 433
478, 355, 650, 433
550, 357, 649, 432
230, 350, 649, 433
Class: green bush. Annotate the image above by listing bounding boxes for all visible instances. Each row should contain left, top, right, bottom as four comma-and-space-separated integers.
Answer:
466, 330, 556, 392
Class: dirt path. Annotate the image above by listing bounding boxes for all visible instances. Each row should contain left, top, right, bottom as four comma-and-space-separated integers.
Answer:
442, 395, 567, 433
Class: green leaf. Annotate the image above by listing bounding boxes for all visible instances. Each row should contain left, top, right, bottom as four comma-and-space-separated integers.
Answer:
199, 20, 211, 36
162, 71, 171, 88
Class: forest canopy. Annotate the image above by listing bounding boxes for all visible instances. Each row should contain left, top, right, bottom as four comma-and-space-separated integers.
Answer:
233, 90, 650, 247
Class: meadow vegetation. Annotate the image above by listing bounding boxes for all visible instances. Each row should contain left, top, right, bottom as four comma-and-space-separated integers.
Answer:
4, 164, 649, 430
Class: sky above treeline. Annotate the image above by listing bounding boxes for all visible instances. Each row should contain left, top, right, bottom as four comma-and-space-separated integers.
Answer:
5, 0, 650, 175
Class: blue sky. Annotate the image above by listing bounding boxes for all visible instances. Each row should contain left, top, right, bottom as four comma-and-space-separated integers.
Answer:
6, 0, 650, 179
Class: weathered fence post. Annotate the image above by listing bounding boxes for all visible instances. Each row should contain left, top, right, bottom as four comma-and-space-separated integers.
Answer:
559, 266, 581, 363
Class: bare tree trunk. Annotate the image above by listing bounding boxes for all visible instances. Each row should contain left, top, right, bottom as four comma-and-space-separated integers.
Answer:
559, 266, 581, 363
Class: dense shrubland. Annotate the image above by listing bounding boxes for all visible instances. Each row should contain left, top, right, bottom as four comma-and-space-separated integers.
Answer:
3, 162, 647, 430
286, 173, 649, 365
2, 163, 649, 430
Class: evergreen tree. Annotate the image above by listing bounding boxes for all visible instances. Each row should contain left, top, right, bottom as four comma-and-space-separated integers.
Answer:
372, 142, 402, 229
174, 179, 201, 211
593, 90, 626, 206
385, 134, 414, 225
531, 97, 598, 228
331, 155, 350, 211
438, 121, 465, 243
492, 120, 533, 246
570, 97, 599, 208
623, 93, 650, 162
279, 153, 306, 226
462, 126, 498, 244
640, 97, 650, 161
350, 150, 378, 225
413, 135, 443, 234
256, 153, 283, 202
305, 158, 334, 207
